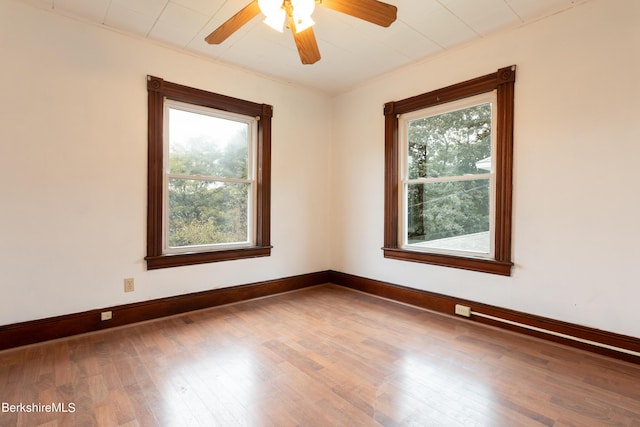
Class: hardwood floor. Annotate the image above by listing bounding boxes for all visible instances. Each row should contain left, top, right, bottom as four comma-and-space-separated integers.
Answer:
1, 284, 639, 426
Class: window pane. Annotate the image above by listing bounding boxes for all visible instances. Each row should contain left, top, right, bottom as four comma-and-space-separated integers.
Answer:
407, 103, 492, 179
168, 178, 249, 248
406, 179, 491, 253
168, 108, 248, 179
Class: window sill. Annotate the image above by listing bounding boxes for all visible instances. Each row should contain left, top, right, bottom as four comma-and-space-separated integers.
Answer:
382, 247, 512, 276
146, 246, 272, 270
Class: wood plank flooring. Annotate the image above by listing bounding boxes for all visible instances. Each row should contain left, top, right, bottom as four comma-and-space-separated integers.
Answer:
1, 284, 639, 426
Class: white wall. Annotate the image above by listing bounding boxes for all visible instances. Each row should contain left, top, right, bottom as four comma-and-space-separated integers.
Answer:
0, 1, 331, 325
2, 0, 639, 341
330, 0, 640, 338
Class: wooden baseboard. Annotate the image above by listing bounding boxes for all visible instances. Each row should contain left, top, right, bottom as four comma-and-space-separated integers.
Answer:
0, 271, 330, 351
328, 271, 640, 364
2, 269, 638, 365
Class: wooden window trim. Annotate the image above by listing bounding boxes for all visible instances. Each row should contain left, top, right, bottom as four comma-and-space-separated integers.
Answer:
383, 66, 516, 276
146, 76, 272, 270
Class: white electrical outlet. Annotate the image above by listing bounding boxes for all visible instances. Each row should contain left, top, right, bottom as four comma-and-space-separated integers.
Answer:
101, 311, 113, 321
455, 304, 471, 317
124, 278, 134, 292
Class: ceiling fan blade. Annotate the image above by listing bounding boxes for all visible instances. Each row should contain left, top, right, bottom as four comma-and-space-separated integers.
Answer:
205, 1, 261, 44
291, 26, 321, 65
319, 0, 397, 27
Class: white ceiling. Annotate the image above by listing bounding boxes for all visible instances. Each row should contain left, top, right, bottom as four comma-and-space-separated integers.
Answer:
24, 0, 587, 95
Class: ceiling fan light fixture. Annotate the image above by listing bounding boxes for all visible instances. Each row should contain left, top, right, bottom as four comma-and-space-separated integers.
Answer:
293, 14, 315, 32
258, 0, 283, 15
290, 0, 315, 32
263, 8, 286, 32
291, 0, 315, 17
258, 0, 285, 31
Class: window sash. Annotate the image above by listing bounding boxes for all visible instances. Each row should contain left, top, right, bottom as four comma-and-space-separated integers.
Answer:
398, 93, 497, 259
401, 177, 495, 258
164, 179, 253, 253
162, 100, 257, 254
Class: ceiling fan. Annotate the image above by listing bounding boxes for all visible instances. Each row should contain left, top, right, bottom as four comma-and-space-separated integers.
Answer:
205, 0, 398, 65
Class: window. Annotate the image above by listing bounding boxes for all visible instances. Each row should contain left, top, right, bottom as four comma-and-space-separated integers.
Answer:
146, 76, 272, 269
383, 66, 516, 275
400, 92, 496, 258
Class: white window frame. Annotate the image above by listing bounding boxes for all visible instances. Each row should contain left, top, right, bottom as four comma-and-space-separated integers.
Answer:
398, 92, 497, 259
162, 99, 258, 255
